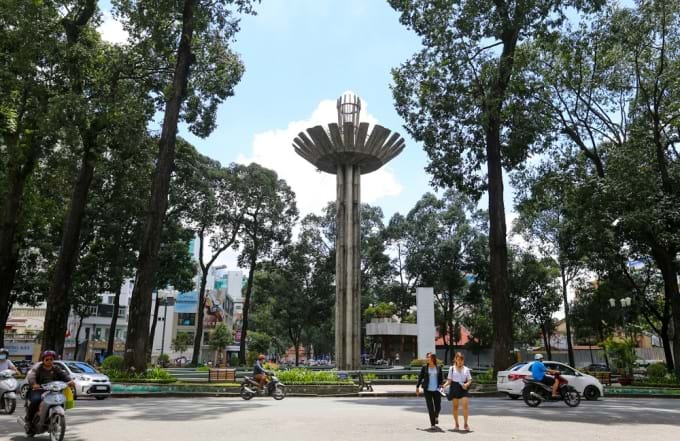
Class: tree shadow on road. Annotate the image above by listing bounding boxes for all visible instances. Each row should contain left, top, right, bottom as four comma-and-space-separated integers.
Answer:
337, 397, 680, 426
67, 397, 261, 422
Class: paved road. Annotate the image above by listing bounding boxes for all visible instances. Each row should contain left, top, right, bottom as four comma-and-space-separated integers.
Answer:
1, 396, 678, 441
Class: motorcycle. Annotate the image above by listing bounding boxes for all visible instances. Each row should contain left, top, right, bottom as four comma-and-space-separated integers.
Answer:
0, 369, 18, 414
522, 372, 581, 408
240, 374, 286, 401
17, 381, 68, 441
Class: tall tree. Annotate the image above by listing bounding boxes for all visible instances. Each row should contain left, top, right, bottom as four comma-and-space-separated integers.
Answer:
118, 0, 255, 371
509, 251, 561, 359
43, 12, 158, 352
390, 0, 603, 372
513, 163, 583, 366
0, 0, 69, 346
177, 146, 246, 365
532, 2, 680, 375
237, 164, 297, 365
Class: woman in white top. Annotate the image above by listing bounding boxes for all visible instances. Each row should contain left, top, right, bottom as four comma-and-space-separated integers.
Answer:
444, 352, 472, 431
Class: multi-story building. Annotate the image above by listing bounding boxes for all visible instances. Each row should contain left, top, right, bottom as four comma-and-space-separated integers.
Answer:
4, 304, 46, 361
62, 279, 134, 362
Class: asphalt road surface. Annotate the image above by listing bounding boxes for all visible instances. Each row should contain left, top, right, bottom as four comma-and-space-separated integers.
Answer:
0, 396, 678, 441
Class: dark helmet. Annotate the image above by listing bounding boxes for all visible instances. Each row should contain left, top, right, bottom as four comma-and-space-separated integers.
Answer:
40, 350, 57, 361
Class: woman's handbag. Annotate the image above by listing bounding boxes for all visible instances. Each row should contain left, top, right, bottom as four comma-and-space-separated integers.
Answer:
447, 382, 465, 400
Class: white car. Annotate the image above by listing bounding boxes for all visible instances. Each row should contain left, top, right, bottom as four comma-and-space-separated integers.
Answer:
497, 361, 604, 401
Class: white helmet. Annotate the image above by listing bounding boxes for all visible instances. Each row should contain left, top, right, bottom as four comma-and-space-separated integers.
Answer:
534, 354, 544, 360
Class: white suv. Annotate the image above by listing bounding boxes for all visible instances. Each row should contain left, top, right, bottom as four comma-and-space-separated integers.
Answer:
497, 361, 604, 401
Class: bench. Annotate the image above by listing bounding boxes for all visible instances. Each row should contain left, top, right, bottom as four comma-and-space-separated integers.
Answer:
208, 368, 236, 383
354, 371, 373, 392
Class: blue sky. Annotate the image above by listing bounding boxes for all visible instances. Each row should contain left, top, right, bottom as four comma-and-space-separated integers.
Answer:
100, 0, 452, 221
97, 0, 528, 268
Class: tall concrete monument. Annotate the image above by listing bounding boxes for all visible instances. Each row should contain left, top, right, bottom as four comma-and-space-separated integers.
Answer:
292, 93, 405, 370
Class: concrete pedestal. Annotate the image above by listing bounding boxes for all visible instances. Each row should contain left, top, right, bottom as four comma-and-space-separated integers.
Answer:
416, 287, 435, 359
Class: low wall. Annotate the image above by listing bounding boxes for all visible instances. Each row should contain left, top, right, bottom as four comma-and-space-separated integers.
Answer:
112, 383, 358, 396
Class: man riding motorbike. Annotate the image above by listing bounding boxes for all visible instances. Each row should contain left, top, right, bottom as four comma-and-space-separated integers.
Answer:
253, 354, 269, 390
530, 354, 560, 399
25, 350, 75, 434
0, 348, 19, 374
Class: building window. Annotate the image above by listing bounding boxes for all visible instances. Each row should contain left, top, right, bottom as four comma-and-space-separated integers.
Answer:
177, 313, 195, 326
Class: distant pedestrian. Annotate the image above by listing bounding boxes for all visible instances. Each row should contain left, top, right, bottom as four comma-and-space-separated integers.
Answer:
416, 352, 444, 431
443, 352, 473, 431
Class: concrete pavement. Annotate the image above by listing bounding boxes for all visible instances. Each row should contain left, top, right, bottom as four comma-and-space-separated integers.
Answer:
1, 395, 678, 441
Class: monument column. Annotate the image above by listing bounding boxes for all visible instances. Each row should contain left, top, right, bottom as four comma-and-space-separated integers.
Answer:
293, 93, 405, 370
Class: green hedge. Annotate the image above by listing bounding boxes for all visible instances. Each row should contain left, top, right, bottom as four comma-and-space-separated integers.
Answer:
274, 368, 353, 384
101, 355, 125, 372
106, 367, 177, 383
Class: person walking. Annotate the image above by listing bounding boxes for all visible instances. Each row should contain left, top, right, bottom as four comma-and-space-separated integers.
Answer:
416, 352, 444, 431
444, 352, 473, 431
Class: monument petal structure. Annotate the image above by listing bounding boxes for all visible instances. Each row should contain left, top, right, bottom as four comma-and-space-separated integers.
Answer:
292, 93, 405, 370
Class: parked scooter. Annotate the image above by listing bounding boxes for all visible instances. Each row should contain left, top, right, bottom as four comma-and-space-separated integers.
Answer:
521, 372, 581, 407
0, 369, 18, 414
17, 381, 68, 441
240, 374, 286, 400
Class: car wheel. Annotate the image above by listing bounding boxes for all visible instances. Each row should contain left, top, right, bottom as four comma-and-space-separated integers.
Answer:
508, 394, 520, 400
584, 385, 600, 401
95, 396, 107, 400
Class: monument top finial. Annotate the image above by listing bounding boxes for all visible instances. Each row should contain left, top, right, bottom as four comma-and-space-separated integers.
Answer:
337, 92, 361, 129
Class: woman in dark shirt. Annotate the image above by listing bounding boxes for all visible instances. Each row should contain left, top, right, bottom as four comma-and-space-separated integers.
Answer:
416, 353, 444, 431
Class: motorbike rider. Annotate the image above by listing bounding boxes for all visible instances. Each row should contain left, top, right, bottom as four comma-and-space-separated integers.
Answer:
0, 348, 19, 374
530, 354, 560, 399
25, 350, 75, 433
253, 354, 269, 390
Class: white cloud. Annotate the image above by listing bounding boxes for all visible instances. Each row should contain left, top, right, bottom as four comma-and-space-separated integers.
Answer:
98, 12, 128, 45
237, 94, 403, 217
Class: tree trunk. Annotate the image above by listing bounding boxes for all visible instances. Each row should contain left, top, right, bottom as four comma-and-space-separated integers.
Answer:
653, 249, 680, 377
42, 144, 98, 354
560, 267, 575, 367
294, 342, 300, 366
106, 285, 123, 357
541, 323, 551, 360
147, 292, 161, 360
485, 27, 519, 375
124, 0, 197, 372
191, 273, 209, 366
660, 321, 674, 374
74, 315, 84, 361
239, 249, 257, 365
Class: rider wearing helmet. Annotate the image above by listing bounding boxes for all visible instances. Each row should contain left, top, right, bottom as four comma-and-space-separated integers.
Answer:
530, 354, 560, 399
253, 354, 268, 390
0, 348, 19, 374
25, 350, 75, 432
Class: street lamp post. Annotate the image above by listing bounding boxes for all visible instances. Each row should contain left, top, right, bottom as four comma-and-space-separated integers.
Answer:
158, 293, 176, 366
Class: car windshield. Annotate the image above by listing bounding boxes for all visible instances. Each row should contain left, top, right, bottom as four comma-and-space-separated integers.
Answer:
64, 362, 97, 374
